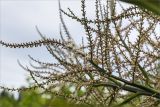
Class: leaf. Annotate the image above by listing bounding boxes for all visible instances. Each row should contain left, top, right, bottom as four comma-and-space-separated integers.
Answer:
113, 93, 141, 107
119, 0, 160, 15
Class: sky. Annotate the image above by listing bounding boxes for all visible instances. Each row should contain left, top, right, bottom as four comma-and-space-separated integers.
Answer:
0, 0, 98, 88
0, 0, 131, 89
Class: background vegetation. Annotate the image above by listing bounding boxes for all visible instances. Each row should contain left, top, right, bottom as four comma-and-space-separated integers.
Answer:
0, 89, 91, 107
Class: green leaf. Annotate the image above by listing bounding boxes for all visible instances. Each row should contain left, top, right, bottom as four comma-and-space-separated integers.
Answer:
113, 93, 141, 107
119, 0, 160, 15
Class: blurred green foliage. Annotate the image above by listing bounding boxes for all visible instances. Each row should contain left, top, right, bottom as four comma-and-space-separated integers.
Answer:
0, 77, 92, 107
0, 91, 17, 107
0, 88, 140, 107
119, 0, 160, 15
0, 89, 91, 107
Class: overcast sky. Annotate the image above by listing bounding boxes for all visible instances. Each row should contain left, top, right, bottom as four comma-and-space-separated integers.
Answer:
0, 0, 98, 88
0, 0, 132, 89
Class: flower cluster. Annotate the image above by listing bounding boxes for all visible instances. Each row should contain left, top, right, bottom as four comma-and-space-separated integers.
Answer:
0, 0, 160, 106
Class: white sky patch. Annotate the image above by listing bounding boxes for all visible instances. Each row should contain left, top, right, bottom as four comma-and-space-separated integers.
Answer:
0, 0, 134, 88
0, 0, 96, 88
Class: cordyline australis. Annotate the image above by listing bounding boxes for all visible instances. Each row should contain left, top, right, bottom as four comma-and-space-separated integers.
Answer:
0, 0, 160, 107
